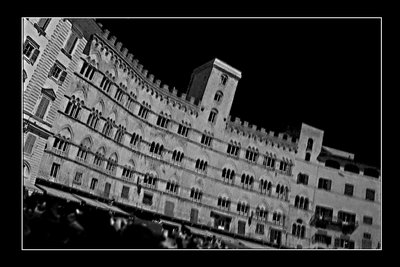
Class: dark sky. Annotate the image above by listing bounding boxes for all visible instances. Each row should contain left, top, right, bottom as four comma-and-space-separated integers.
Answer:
96, 18, 381, 168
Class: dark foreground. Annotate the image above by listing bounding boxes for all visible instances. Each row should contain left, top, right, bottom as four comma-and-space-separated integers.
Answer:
23, 190, 237, 249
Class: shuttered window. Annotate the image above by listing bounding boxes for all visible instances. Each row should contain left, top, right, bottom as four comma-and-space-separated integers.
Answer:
35, 97, 50, 119
64, 31, 78, 55
23, 37, 40, 64
24, 134, 36, 154
37, 18, 51, 30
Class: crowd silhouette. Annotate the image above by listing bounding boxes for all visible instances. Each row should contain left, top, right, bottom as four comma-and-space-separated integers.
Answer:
23, 190, 237, 249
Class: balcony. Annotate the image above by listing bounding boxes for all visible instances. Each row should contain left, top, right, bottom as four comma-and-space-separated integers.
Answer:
310, 214, 358, 234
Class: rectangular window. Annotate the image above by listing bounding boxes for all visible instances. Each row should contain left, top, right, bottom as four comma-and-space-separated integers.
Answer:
366, 189, 375, 201
34, 96, 50, 119
344, 184, 354, 196
121, 185, 130, 199
23, 36, 40, 65
143, 192, 153, 205
318, 178, 332, 191
50, 163, 60, 178
49, 61, 67, 85
104, 182, 111, 198
24, 133, 37, 154
90, 178, 98, 190
363, 216, 373, 225
63, 31, 78, 56
73, 172, 82, 185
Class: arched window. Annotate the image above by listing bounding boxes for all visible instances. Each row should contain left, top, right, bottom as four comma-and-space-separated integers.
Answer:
65, 96, 84, 119
114, 126, 125, 144
295, 195, 300, 208
208, 109, 218, 124
93, 147, 105, 167
76, 137, 92, 161
130, 132, 142, 146
214, 91, 223, 103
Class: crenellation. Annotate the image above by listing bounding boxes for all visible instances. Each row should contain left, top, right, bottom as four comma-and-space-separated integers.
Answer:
122, 47, 129, 57
162, 84, 169, 90
109, 35, 117, 45
132, 59, 138, 67
172, 88, 178, 95
137, 64, 143, 72
142, 69, 148, 77
148, 74, 155, 83
189, 96, 195, 104
127, 53, 134, 62
155, 79, 161, 87
116, 42, 123, 51
243, 121, 248, 127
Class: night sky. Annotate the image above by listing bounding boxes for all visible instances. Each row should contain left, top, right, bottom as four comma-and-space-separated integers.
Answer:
96, 18, 381, 168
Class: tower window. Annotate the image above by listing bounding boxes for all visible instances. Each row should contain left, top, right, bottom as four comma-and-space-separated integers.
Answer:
306, 138, 313, 151
23, 36, 40, 65
208, 109, 218, 124
305, 152, 311, 161
214, 91, 223, 103
220, 74, 228, 86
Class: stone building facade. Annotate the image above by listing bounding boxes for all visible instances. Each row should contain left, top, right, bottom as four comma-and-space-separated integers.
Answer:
23, 18, 91, 186
27, 19, 381, 249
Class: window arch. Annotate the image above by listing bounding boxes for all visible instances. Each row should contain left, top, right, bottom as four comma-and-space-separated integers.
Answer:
93, 146, 106, 167
292, 220, 306, 239
255, 205, 268, 221
52, 127, 73, 153
166, 179, 179, 194
236, 201, 250, 215
114, 125, 125, 144
76, 137, 92, 161
122, 160, 135, 180
65, 96, 84, 119
241, 173, 254, 189
190, 187, 202, 201
105, 152, 118, 173
214, 91, 223, 103
217, 196, 231, 210
130, 132, 142, 146
222, 167, 235, 183
143, 172, 158, 188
